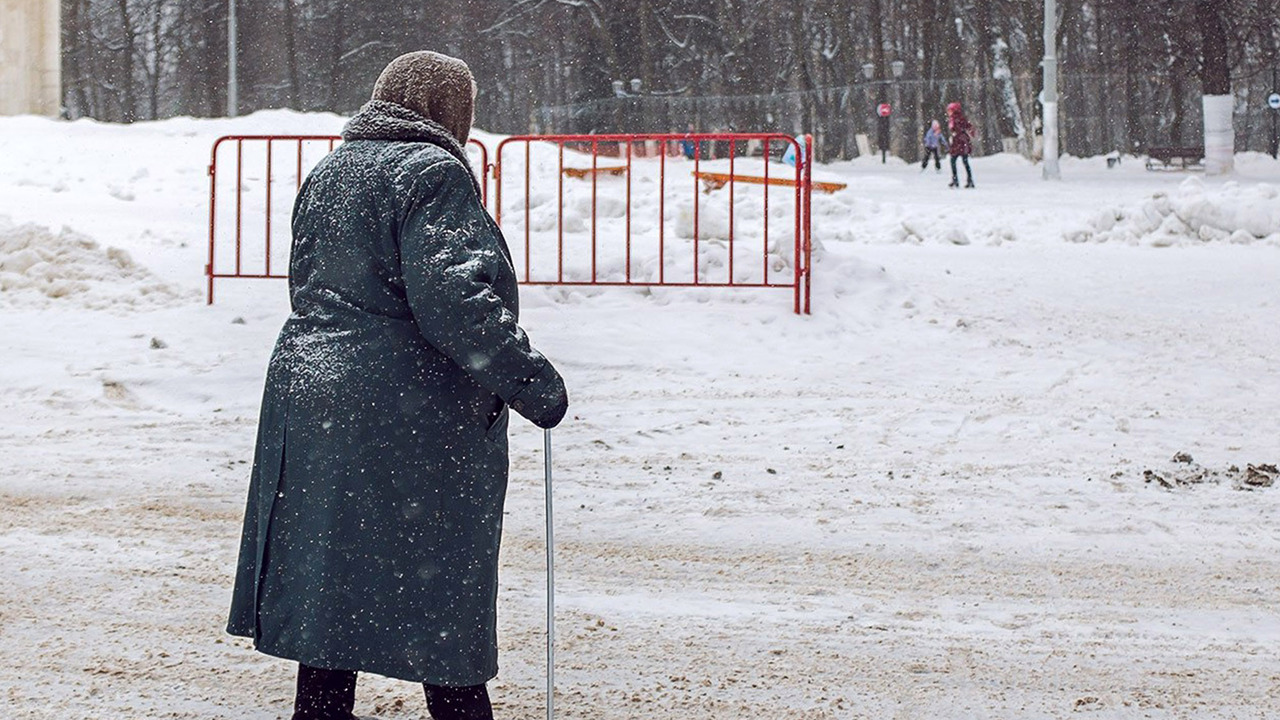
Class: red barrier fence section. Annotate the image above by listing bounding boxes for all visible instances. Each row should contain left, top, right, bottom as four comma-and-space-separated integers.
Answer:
206, 135, 491, 303
494, 133, 812, 314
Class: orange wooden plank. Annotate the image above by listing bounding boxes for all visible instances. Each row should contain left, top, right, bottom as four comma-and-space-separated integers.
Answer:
692, 170, 846, 194
563, 166, 629, 179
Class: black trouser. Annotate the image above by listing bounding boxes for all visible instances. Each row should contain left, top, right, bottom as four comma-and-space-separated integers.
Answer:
950, 153, 973, 184
921, 146, 942, 169
293, 663, 494, 720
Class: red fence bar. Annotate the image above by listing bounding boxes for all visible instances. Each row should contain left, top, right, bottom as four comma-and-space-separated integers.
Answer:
625, 139, 633, 283
794, 139, 803, 315
659, 148, 666, 285
523, 141, 531, 282
264, 139, 273, 277
693, 139, 701, 285
558, 142, 565, 283
470, 138, 489, 206
763, 143, 770, 285
492, 132, 812, 313
590, 138, 598, 282
728, 137, 735, 284
234, 140, 243, 278
802, 133, 813, 315
207, 134, 491, 303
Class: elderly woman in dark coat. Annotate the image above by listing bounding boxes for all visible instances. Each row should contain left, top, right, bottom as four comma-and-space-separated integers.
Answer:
226, 51, 568, 720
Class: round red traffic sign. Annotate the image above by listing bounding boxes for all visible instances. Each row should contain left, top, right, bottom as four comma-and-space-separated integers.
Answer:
877, 103, 892, 117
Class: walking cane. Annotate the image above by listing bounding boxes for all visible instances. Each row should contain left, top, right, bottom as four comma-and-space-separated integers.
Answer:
543, 428, 556, 720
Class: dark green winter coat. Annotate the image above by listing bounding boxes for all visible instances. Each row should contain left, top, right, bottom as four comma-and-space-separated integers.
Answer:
226, 100, 567, 686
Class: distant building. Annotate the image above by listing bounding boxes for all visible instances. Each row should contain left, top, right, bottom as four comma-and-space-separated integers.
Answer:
1, 0, 60, 116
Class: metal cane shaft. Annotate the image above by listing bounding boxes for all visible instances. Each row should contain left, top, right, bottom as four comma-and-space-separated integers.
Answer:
544, 428, 555, 720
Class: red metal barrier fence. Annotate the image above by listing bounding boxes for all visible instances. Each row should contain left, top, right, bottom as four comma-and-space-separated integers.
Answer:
205, 135, 490, 303
494, 133, 811, 314
207, 132, 811, 313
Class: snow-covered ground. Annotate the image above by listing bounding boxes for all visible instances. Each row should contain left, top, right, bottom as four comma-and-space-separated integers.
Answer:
2, 111, 1279, 719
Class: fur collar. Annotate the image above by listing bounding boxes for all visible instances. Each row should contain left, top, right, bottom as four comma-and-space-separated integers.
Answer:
343, 100, 478, 193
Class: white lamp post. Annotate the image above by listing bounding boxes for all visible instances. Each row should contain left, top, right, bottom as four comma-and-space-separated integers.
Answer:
1042, 0, 1060, 179
227, 0, 238, 117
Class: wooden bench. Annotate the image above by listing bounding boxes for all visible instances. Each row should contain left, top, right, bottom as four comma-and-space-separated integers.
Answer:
562, 166, 628, 179
1145, 146, 1204, 171
692, 170, 847, 194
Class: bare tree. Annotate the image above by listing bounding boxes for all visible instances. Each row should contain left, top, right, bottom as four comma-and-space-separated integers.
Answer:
57, 0, 1280, 156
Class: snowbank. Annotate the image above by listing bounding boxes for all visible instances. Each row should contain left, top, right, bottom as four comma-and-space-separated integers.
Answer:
0, 216, 193, 310
1065, 178, 1280, 246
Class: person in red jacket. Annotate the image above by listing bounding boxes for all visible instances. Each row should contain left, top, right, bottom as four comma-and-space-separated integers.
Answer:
946, 101, 976, 188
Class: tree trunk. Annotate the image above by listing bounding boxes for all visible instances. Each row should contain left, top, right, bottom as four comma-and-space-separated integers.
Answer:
918, 0, 941, 124
972, 0, 998, 154
325, 4, 345, 111
791, 5, 818, 152
283, 0, 300, 108
63, 0, 93, 117
1169, 57, 1186, 144
147, 0, 165, 120
115, 0, 139, 122
1093, 0, 1111, 151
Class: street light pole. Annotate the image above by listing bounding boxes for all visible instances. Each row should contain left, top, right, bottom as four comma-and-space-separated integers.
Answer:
863, 63, 890, 164
1042, 0, 1060, 179
1271, 67, 1278, 160
227, 0, 238, 118
890, 60, 904, 163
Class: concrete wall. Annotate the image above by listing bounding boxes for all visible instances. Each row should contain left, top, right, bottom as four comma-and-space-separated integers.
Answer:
0, 0, 60, 116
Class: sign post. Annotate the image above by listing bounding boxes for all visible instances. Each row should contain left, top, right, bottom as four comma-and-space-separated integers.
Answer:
877, 103, 892, 164
1042, 0, 1061, 180
227, 0, 238, 117
1269, 73, 1279, 159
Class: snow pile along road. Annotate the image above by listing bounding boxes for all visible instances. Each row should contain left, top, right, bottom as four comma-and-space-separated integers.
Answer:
1067, 177, 1280, 246
0, 215, 193, 310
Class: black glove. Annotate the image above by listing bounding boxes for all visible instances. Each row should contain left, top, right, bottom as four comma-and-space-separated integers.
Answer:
508, 361, 569, 429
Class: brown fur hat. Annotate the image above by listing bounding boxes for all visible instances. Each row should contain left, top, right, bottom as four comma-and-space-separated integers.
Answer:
371, 51, 474, 145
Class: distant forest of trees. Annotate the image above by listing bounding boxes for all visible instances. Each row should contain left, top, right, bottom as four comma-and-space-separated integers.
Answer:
62, 0, 1280, 158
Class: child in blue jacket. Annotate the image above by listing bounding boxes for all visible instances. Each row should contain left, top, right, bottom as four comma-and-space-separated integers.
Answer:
921, 119, 945, 171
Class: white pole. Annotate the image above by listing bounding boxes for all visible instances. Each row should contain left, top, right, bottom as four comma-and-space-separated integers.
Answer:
1042, 0, 1060, 180
227, 0, 238, 117
544, 428, 555, 720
